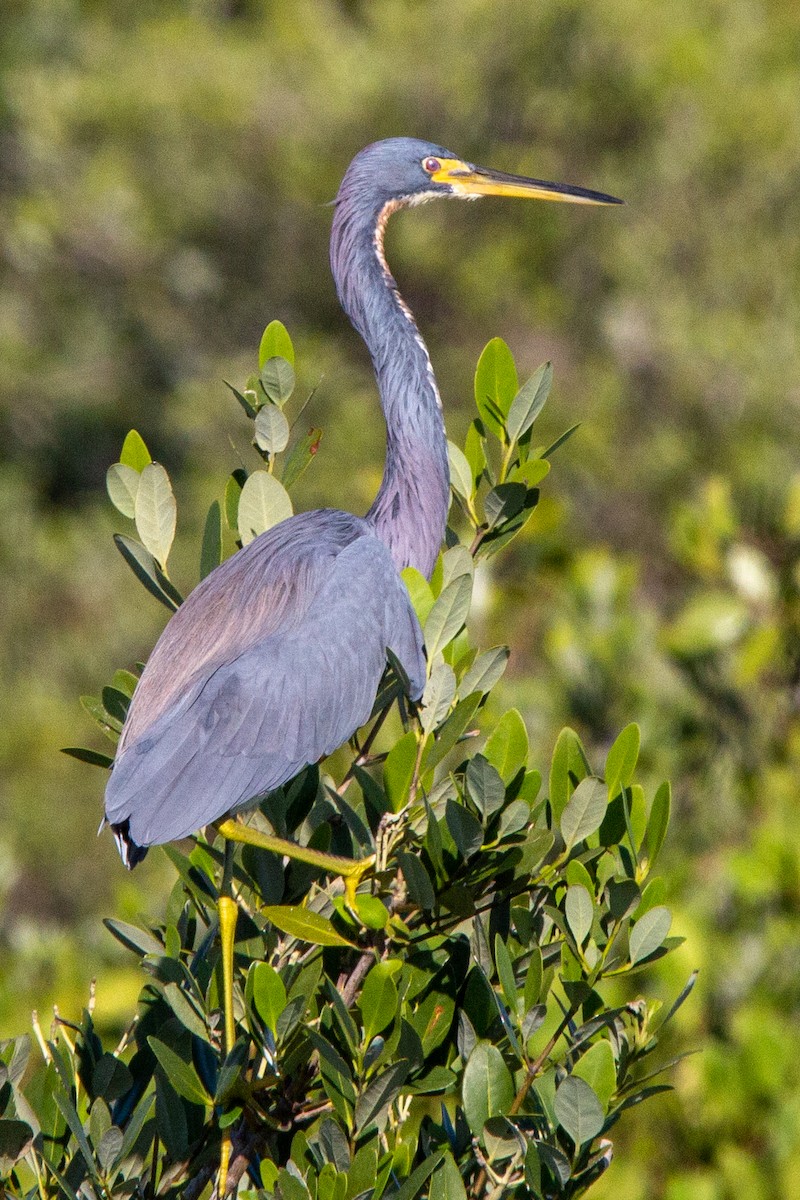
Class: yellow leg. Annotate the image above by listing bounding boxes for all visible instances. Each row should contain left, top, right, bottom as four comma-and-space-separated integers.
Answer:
217, 818, 375, 899
217, 841, 238, 1197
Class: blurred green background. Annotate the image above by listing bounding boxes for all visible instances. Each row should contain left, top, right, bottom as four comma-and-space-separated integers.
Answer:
2, 0, 800, 1196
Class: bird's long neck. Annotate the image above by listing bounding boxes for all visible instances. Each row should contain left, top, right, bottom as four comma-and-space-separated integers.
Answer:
331, 197, 450, 581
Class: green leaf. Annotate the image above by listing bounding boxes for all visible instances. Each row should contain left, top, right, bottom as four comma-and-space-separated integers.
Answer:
462, 1042, 515, 1136
393, 1150, 446, 1200
474, 338, 518, 436
263, 905, 355, 948
92, 1053, 134, 1103
560, 777, 607, 850
199, 500, 223, 579
383, 730, 418, 813
259, 319, 295, 368
120, 429, 152, 471
464, 421, 487, 484
426, 692, 481, 772
114, 534, 183, 611
494, 935, 519, 1018
224, 469, 246, 532
508, 457, 551, 488
62, 746, 113, 768
224, 379, 257, 418
506, 361, 553, 441
466, 755, 505, 817
448, 440, 474, 501
445, 799, 484, 859
106, 462, 141, 518
283, 427, 323, 490
425, 574, 473, 660
421, 661, 456, 733
252, 962, 287, 1033
147, 1037, 211, 1106
260, 356, 295, 406
554, 1075, 604, 1145
630, 906, 672, 964
359, 964, 399, 1043
543, 422, 580, 458
255, 402, 291, 454
459, 646, 509, 697
237, 470, 293, 543
549, 727, 590, 823
134, 462, 177, 567
484, 482, 526, 530
484, 709, 528, 782
103, 918, 164, 957
441, 544, 474, 588
573, 1041, 616, 1111
565, 884, 593, 948
605, 723, 640, 800
523, 946, 544, 1010
430, 1152, 468, 1200
643, 781, 671, 866
402, 567, 435, 625
397, 851, 435, 910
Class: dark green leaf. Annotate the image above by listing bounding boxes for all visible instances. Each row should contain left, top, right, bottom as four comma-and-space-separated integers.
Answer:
397, 852, 435, 911
554, 1075, 605, 1145
114, 534, 183, 611
61, 746, 113, 768
462, 1042, 514, 1136
493, 935, 519, 1018
224, 379, 258, 418
359, 964, 399, 1043
465, 755, 505, 817
147, 1037, 211, 1106
542, 422, 580, 458
643, 781, 671, 867
283, 427, 323, 490
484, 482, 526, 530
92, 1053, 133, 1103
199, 500, 223, 579
445, 799, 483, 859
605, 723, 640, 800
392, 1150, 446, 1200
354, 1059, 409, 1134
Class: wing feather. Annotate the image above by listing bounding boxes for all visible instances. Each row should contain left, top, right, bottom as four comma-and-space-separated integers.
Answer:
105, 515, 425, 850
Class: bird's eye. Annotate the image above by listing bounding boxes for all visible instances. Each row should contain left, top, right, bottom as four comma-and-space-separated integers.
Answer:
423, 157, 441, 174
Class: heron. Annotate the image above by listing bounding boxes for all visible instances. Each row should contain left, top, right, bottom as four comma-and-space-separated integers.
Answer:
102, 138, 620, 1173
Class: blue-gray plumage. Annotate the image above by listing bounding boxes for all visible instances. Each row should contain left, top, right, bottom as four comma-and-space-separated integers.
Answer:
104, 137, 621, 866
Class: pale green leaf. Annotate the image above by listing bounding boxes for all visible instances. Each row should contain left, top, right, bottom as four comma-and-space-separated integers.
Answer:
106, 463, 140, 518
560, 777, 607, 850
630, 906, 672, 964
238, 470, 293, 544
134, 462, 177, 567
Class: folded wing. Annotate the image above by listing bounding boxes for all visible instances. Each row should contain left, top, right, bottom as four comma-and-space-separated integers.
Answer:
105, 510, 425, 854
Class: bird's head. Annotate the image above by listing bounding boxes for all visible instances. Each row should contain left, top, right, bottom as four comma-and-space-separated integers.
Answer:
337, 137, 623, 210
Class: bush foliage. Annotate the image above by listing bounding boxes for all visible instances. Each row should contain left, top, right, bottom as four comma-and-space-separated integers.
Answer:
0, 333, 690, 1198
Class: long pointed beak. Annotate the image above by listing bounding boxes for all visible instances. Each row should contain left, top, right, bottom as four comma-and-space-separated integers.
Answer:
431, 159, 623, 206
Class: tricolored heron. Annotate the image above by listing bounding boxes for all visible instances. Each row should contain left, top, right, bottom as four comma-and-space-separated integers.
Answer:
103, 136, 620, 1185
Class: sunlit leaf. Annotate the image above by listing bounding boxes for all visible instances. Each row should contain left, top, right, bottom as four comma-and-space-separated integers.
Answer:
120, 429, 152, 472
259, 319, 295, 368
134, 463, 177, 567
448, 441, 474, 501
106, 462, 141, 518
263, 905, 355, 948
238, 470, 293, 543
474, 338, 518, 436
630, 906, 672, 964
554, 1075, 604, 1145
462, 1042, 514, 1135
260, 356, 295, 406
255, 403, 291, 454
506, 361, 553, 442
